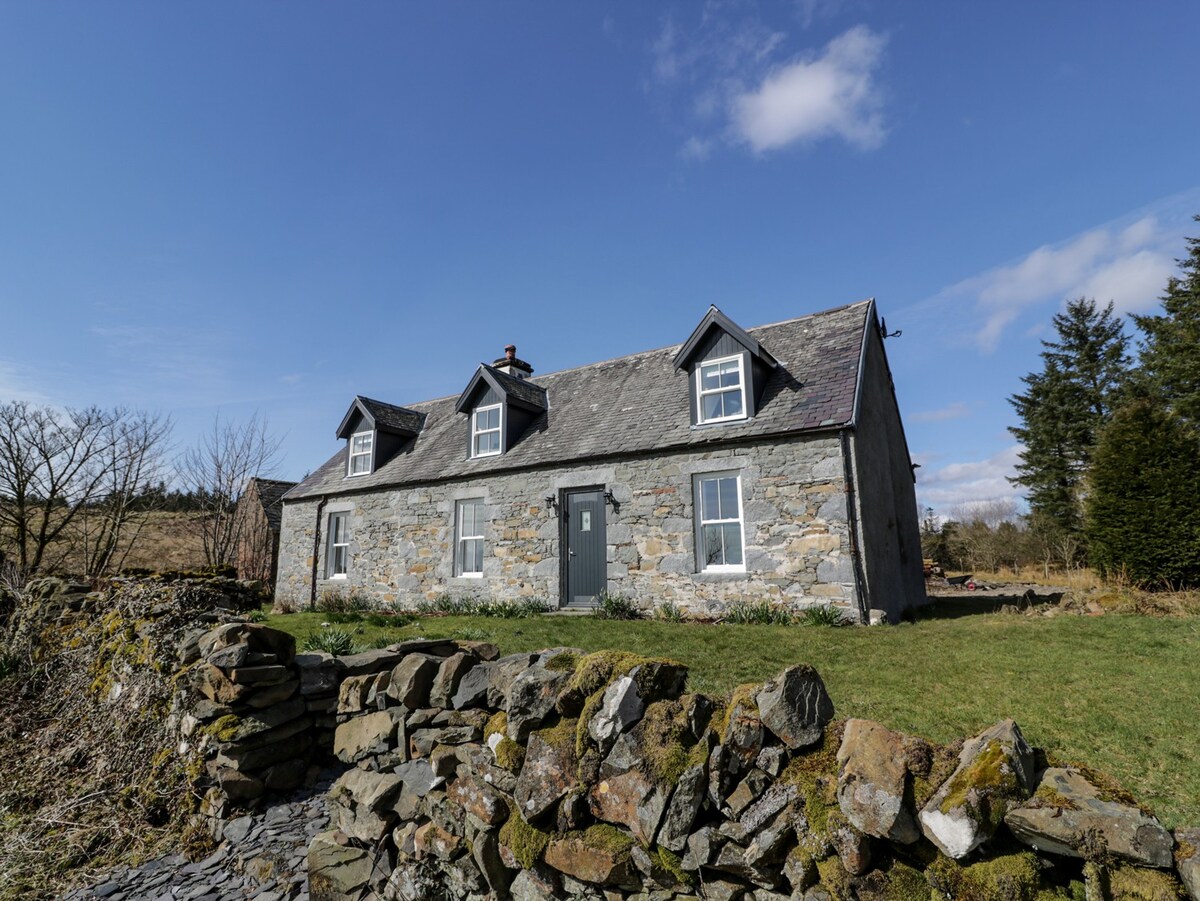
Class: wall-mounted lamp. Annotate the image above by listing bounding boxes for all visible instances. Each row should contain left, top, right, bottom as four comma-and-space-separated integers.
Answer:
544, 495, 560, 515
603, 490, 621, 513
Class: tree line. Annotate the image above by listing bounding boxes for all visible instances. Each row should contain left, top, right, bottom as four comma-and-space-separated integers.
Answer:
0, 407, 281, 584
928, 215, 1200, 587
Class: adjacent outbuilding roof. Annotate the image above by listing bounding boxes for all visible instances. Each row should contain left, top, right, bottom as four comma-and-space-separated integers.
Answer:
247, 477, 299, 531
285, 300, 873, 501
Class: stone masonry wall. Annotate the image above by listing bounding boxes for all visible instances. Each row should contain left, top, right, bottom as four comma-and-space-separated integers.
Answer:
172, 622, 1200, 901
276, 434, 862, 618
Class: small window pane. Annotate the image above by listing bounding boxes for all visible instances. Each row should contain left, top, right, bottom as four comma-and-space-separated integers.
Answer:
469, 538, 483, 574
702, 393, 724, 421
703, 524, 724, 566
701, 364, 721, 391
700, 479, 719, 520
724, 390, 743, 417
719, 361, 741, 387
723, 523, 743, 565
718, 477, 739, 519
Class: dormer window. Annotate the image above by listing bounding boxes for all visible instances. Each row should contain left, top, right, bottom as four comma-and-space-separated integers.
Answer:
336, 396, 423, 479
456, 352, 548, 461
697, 355, 746, 423
674, 306, 779, 428
348, 431, 374, 475
472, 404, 503, 457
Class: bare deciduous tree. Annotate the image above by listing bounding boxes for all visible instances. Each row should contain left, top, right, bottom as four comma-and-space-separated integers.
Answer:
73, 411, 173, 580
947, 499, 1020, 573
177, 413, 282, 569
0, 402, 121, 575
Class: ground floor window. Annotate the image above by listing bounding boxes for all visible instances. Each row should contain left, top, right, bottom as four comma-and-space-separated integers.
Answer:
456, 498, 485, 576
693, 472, 745, 572
326, 511, 349, 578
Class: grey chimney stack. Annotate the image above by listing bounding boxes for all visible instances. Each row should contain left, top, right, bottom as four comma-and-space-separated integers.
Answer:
493, 344, 533, 379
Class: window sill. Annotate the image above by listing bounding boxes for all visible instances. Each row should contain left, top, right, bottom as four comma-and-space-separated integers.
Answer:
694, 570, 748, 581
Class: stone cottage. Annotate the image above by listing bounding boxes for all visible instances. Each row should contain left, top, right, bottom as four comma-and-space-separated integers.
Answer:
275, 300, 925, 621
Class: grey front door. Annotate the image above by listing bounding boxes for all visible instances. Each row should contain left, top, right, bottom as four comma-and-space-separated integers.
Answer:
564, 488, 607, 607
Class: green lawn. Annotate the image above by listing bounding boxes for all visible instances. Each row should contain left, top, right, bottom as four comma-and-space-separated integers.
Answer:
267, 601, 1200, 829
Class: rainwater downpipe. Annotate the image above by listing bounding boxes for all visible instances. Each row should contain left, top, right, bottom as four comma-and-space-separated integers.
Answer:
309, 496, 328, 611
840, 430, 871, 624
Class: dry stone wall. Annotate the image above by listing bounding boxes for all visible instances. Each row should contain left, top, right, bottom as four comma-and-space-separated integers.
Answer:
275, 435, 865, 619
175, 622, 1200, 901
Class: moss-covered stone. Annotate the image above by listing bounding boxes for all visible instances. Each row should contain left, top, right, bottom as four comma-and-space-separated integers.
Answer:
906, 736, 961, 811
578, 822, 634, 857
1106, 864, 1185, 901
1045, 755, 1146, 813
816, 853, 853, 901
926, 850, 1044, 901
713, 682, 760, 738
653, 844, 695, 887
544, 651, 579, 672
564, 651, 652, 705
202, 714, 242, 743
497, 799, 552, 869
631, 698, 695, 785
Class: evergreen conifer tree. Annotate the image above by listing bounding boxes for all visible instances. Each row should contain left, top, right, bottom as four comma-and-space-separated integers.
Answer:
1008, 298, 1129, 549
1132, 215, 1200, 423
1085, 400, 1200, 586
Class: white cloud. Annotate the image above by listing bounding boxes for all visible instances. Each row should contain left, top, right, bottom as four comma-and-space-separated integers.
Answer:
911, 401, 971, 423
938, 214, 1179, 351
730, 25, 887, 152
649, 10, 887, 158
916, 444, 1025, 512
1074, 250, 1172, 315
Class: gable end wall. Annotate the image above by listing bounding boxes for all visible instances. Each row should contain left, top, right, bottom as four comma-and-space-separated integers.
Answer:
848, 326, 927, 621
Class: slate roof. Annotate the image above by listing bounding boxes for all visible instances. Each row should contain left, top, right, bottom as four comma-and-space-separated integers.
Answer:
356, 396, 424, 435
285, 300, 872, 501
251, 478, 299, 531
456, 363, 549, 413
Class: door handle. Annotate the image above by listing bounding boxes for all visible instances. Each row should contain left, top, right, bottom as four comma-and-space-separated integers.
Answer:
569, 549, 576, 558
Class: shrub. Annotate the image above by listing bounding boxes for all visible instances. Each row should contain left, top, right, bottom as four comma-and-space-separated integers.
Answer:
418, 594, 478, 615
303, 627, 356, 656
799, 604, 846, 627
475, 598, 551, 619
654, 602, 683, 623
1086, 400, 1200, 587
591, 592, 643, 621
365, 612, 415, 629
316, 588, 350, 613
726, 600, 794, 625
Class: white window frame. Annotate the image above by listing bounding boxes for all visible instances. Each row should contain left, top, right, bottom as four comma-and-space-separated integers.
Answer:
455, 498, 485, 577
693, 471, 746, 573
326, 511, 350, 579
347, 430, 374, 476
471, 404, 503, 458
695, 354, 748, 424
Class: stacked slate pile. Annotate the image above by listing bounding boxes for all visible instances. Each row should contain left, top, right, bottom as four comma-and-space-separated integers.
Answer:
181, 622, 320, 825
304, 647, 1198, 901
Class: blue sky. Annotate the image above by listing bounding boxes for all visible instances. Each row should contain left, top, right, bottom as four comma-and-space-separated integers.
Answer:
2, 2, 1197, 515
